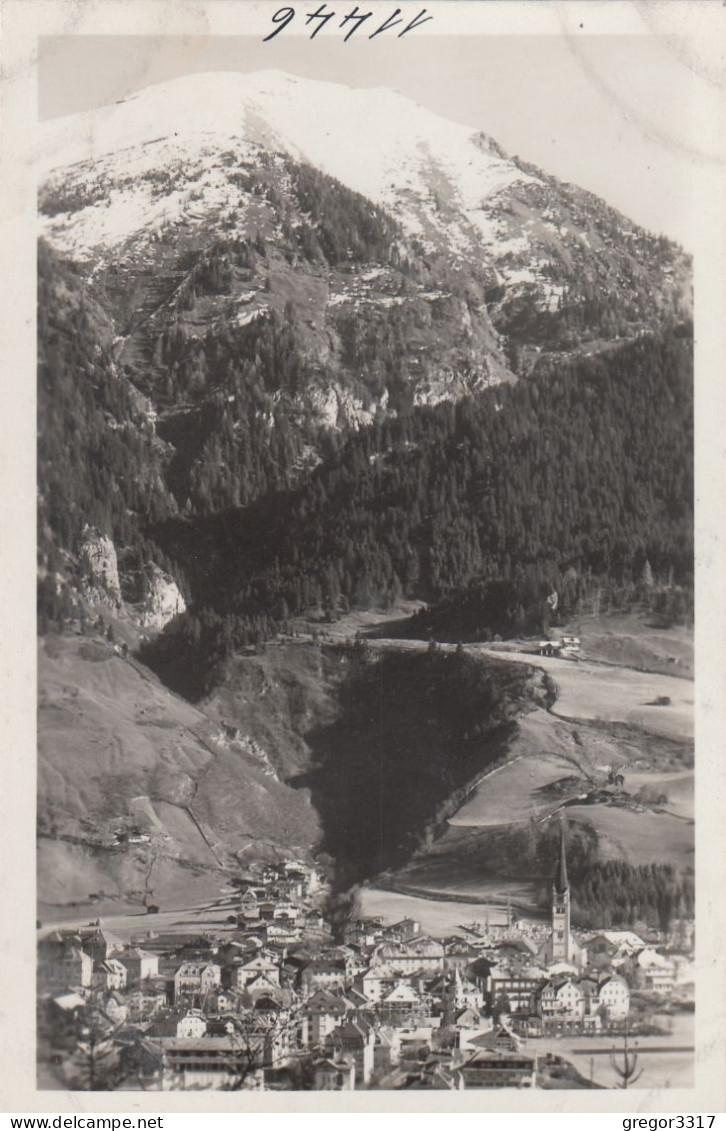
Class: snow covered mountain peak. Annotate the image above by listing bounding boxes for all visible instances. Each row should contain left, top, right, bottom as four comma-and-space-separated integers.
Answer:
40, 68, 509, 182
40, 69, 530, 260
39, 67, 690, 384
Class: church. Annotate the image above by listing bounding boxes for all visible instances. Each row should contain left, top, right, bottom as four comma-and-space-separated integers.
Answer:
536, 826, 587, 970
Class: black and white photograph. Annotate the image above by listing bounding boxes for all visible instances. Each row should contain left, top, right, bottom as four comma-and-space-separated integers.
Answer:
2, 0, 724, 1110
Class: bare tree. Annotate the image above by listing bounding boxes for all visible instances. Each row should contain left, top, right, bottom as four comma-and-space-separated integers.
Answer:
609, 1023, 643, 1089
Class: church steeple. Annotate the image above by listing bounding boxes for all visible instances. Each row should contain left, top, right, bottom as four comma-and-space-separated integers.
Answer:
551, 821, 571, 962
554, 824, 569, 895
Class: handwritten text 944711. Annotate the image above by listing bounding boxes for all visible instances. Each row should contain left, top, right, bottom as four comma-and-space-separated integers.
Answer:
263, 4, 433, 42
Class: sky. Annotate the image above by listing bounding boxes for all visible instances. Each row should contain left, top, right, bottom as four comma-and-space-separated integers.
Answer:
38, 33, 700, 248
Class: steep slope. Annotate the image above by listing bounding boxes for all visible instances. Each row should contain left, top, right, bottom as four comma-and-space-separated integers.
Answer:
37, 631, 322, 910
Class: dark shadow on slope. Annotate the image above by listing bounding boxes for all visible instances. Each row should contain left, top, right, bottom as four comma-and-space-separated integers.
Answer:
290, 647, 536, 891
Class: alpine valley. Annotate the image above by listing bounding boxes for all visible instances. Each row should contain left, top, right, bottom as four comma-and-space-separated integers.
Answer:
37, 71, 694, 927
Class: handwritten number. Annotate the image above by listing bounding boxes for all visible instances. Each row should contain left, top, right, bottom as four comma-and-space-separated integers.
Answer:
263, 4, 433, 42
306, 2, 337, 37
263, 7, 296, 41
369, 6, 402, 37
399, 8, 433, 36
340, 5, 373, 41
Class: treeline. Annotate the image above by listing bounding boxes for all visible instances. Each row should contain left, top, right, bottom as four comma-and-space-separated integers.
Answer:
410, 569, 693, 643
566, 860, 694, 932
486, 821, 693, 931
142, 329, 692, 693
508, 821, 692, 930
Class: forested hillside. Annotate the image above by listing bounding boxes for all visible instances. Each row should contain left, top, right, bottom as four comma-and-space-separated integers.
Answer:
142, 328, 692, 697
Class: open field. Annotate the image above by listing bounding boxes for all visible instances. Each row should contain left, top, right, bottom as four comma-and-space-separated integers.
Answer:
38, 888, 242, 942
450, 709, 631, 829
625, 770, 694, 819
474, 646, 693, 742
559, 612, 693, 679
562, 802, 694, 868
37, 837, 235, 925
360, 886, 516, 934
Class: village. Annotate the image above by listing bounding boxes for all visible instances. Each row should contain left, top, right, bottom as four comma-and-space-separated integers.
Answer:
37, 835, 695, 1092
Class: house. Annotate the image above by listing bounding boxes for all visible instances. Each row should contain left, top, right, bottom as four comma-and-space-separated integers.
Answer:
173, 962, 221, 1004
360, 968, 399, 1003
244, 973, 283, 1005
453, 1007, 492, 1037
305, 909, 325, 933
209, 987, 244, 1015
119, 947, 159, 982
538, 978, 586, 1030
38, 941, 94, 995
636, 950, 676, 993
371, 934, 445, 976
493, 936, 539, 962
265, 922, 301, 945
508, 1013, 543, 1039
417, 1063, 465, 1090
443, 968, 485, 1012
394, 1021, 440, 1055
588, 932, 645, 964
489, 963, 546, 1015
597, 974, 630, 1021
232, 954, 280, 990
152, 1037, 260, 1091
459, 1025, 538, 1088
328, 1021, 376, 1087
126, 979, 169, 1020
373, 1026, 401, 1073
176, 1010, 208, 1039
460, 1045, 537, 1089
443, 941, 480, 973
302, 990, 349, 1046
78, 928, 124, 965
92, 958, 128, 992
377, 981, 426, 1026
314, 1056, 355, 1090
300, 959, 348, 994
381, 918, 421, 943
272, 901, 303, 923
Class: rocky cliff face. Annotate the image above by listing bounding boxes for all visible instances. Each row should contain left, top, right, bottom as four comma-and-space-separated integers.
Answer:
137, 564, 186, 631
80, 527, 122, 607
